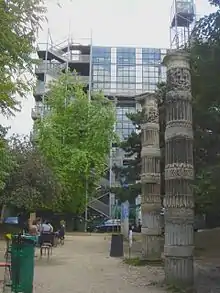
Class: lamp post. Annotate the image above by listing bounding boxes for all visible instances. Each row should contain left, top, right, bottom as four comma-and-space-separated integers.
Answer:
84, 30, 93, 233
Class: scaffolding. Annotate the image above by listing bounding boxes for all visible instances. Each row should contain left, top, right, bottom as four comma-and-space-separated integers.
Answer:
170, 0, 196, 49
33, 29, 93, 117
33, 30, 116, 222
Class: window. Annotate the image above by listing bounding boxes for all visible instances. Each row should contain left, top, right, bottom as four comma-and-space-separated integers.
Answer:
117, 108, 123, 115
143, 77, 149, 82
92, 46, 111, 64
97, 75, 104, 82
104, 83, 110, 89
142, 48, 161, 65
149, 77, 157, 83
116, 65, 136, 84
117, 47, 136, 65
128, 83, 135, 89
149, 84, 156, 91
143, 84, 149, 90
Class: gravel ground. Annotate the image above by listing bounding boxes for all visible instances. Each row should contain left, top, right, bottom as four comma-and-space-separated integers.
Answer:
0, 234, 219, 293
130, 237, 220, 293
195, 261, 220, 293
33, 235, 166, 293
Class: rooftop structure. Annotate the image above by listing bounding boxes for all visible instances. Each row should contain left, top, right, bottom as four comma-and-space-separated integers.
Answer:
170, 0, 196, 48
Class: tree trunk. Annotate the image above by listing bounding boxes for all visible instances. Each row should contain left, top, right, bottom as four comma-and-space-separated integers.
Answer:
137, 93, 162, 260
0, 205, 6, 223
163, 50, 194, 289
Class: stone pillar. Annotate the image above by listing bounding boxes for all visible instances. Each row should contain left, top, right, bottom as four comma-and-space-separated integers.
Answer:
163, 50, 194, 288
137, 92, 162, 260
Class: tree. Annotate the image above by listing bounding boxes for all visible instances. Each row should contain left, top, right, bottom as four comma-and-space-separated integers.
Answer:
0, 125, 15, 191
1, 135, 61, 211
0, 0, 45, 116
189, 0, 220, 215
37, 73, 116, 213
112, 110, 144, 204
192, 0, 220, 44
190, 46, 220, 215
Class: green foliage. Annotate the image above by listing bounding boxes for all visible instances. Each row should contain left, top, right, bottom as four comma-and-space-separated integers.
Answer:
0, 126, 15, 190
192, 1, 219, 43
0, 0, 45, 116
189, 40, 220, 213
189, 2, 220, 213
208, 0, 220, 7
112, 183, 141, 204
37, 72, 116, 212
1, 135, 60, 210
112, 111, 144, 203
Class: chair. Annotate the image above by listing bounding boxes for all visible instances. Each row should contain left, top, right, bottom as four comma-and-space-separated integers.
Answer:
1, 235, 12, 289
39, 233, 54, 258
4, 234, 12, 260
0, 261, 11, 290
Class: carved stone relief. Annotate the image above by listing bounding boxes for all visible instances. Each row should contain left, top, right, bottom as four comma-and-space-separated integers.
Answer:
167, 68, 191, 91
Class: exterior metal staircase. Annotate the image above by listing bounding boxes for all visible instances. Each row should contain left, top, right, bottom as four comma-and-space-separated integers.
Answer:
48, 47, 67, 63
88, 197, 110, 217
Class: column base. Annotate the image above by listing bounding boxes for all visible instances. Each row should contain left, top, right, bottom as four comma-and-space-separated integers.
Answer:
141, 234, 162, 261
165, 256, 194, 290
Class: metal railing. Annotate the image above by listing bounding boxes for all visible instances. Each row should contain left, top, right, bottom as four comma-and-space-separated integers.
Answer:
35, 61, 66, 77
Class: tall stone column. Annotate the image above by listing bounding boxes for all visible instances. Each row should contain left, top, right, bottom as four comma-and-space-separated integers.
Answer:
163, 50, 194, 288
137, 92, 161, 260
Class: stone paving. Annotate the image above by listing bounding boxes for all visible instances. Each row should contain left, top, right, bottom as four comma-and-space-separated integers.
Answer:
34, 235, 165, 293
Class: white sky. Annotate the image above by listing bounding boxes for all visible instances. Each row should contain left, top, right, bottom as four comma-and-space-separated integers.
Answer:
0, 0, 215, 136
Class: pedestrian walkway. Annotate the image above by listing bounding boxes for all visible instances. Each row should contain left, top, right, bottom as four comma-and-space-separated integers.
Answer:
34, 235, 165, 293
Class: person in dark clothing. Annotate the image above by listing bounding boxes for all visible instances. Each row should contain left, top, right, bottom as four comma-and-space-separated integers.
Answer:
54, 220, 65, 245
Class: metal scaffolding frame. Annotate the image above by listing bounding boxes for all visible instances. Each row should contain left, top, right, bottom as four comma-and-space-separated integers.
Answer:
170, 0, 196, 49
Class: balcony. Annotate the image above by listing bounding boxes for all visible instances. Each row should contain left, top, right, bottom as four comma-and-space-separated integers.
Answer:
35, 61, 66, 77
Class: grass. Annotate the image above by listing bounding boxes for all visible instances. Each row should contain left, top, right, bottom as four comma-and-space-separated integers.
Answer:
166, 284, 194, 293
124, 256, 164, 267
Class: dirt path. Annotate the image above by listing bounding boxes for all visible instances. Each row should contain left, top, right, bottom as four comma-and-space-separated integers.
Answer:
34, 235, 165, 293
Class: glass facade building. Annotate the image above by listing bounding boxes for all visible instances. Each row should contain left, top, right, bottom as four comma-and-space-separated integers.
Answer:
91, 46, 167, 142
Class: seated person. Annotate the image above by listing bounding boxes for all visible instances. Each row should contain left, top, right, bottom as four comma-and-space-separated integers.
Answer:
58, 221, 65, 239
41, 220, 53, 233
39, 220, 54, 246
29, 220, 38, 236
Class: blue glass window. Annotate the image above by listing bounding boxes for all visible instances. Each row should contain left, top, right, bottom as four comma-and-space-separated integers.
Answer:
116, 47, 136, 65
92, 46, 111, 64
115, 106, 136, 141
142, 48, 161, 65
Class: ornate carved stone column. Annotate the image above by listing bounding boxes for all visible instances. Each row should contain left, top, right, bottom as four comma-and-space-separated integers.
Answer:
137, 92, 162, 260
163, 50, 194, 288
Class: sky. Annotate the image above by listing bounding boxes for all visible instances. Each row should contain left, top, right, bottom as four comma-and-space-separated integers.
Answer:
0, 0, 215, 136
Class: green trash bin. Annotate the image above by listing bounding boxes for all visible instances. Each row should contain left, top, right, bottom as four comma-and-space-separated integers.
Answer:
11, 234, 35, 293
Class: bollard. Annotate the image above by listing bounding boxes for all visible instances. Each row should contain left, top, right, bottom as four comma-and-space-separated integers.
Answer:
110, 233, 123, 257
